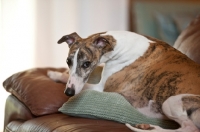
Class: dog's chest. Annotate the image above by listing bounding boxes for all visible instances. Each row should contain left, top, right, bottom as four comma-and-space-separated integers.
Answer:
104, 42, 200, 115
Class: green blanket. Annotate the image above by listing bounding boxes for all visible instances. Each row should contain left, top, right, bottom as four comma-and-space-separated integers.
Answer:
59, 90, 179, 129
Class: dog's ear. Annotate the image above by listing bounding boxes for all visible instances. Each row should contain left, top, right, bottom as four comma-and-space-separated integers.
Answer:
57, 32, 81, 47
93, 36, 116, 54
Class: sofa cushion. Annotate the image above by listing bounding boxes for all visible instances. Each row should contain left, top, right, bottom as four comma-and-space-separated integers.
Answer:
3, 67, 69, 116
59, 90, 179, 129
174, 14, 200, 64
12, 114, 132, 132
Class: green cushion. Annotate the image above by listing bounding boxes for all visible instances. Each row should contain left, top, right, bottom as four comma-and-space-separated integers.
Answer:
59, 90, 179, 129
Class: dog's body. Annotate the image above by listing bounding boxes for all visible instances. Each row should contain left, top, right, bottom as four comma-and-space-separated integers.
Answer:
48, 31, 200, 132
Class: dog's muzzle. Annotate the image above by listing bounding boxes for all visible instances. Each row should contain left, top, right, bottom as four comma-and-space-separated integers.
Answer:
64, 84, 75, 96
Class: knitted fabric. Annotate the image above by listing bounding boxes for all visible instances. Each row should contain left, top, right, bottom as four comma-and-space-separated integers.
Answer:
59, 90, 179, 129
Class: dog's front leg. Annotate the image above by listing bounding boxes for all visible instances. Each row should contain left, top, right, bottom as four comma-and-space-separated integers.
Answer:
47, 70, 69, 83
82, 64, 112, 92
83, 83, 104, 92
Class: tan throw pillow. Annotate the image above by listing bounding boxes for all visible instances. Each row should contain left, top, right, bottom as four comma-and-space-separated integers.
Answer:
3, 67, 69, 116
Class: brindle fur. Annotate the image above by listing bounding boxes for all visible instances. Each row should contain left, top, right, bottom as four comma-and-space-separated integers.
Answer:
104, 37, 200, 114
182, 95, 200, 117
68, 33, 116, 82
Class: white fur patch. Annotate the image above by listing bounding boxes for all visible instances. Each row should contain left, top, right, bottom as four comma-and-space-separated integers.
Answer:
97, 31, 154, 87
136, 100, 166, 119
162, 94, 192, 122
67, 48, 85, 94
70, 48, 79, 77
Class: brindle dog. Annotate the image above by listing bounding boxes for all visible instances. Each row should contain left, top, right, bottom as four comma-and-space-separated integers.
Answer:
48, 31, 200, 132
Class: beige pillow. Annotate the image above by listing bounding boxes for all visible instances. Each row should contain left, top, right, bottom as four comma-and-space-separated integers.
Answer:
3, 67, 69, 116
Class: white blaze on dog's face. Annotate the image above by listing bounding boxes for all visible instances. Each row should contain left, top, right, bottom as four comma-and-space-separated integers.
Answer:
57, 32, 116, 96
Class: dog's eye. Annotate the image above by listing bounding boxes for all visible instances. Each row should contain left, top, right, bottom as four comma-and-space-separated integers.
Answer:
81, 61, 91, 69
66, 58, 72, 67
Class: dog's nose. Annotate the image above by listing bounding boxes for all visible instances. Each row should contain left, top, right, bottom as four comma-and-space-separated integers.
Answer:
64, 87, 75, 96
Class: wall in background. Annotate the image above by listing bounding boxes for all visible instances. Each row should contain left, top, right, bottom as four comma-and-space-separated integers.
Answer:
0, 0, 128, 131
34, 0, 128, 68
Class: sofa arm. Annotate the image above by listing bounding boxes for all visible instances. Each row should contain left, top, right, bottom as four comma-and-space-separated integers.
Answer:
4, 95, 34, 131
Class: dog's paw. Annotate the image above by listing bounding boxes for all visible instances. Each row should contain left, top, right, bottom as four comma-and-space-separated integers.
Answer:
47, 70, 62, 81
47, 70, 69, 83
135, 124, 155, 130
126, 123, 162, 132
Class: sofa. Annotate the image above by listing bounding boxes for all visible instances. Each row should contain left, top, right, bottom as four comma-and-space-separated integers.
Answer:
3, 14, 200, 132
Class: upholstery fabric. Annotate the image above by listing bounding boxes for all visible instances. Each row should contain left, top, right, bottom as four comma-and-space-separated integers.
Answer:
174, 14, 200, 64
3, 68, 69, 116
6, 114, 132, 132
4, 95, 34, 130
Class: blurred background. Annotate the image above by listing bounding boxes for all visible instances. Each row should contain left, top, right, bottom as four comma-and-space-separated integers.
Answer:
0, 0, 200, 131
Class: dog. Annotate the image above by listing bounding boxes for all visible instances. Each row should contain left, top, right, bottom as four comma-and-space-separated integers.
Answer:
48, 31, 200, 132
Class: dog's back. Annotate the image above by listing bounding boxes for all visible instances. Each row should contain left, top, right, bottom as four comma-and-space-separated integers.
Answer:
104, 37, 200, 114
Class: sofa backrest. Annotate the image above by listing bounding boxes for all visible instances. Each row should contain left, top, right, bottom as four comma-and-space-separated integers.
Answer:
174, 14, 200, 64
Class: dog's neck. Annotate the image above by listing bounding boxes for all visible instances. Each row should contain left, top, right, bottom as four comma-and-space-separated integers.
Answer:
96, 31, 154, 89
99, 31, 153, 68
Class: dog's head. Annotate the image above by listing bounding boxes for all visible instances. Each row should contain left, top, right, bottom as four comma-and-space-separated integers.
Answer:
58, 32, 116, 96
